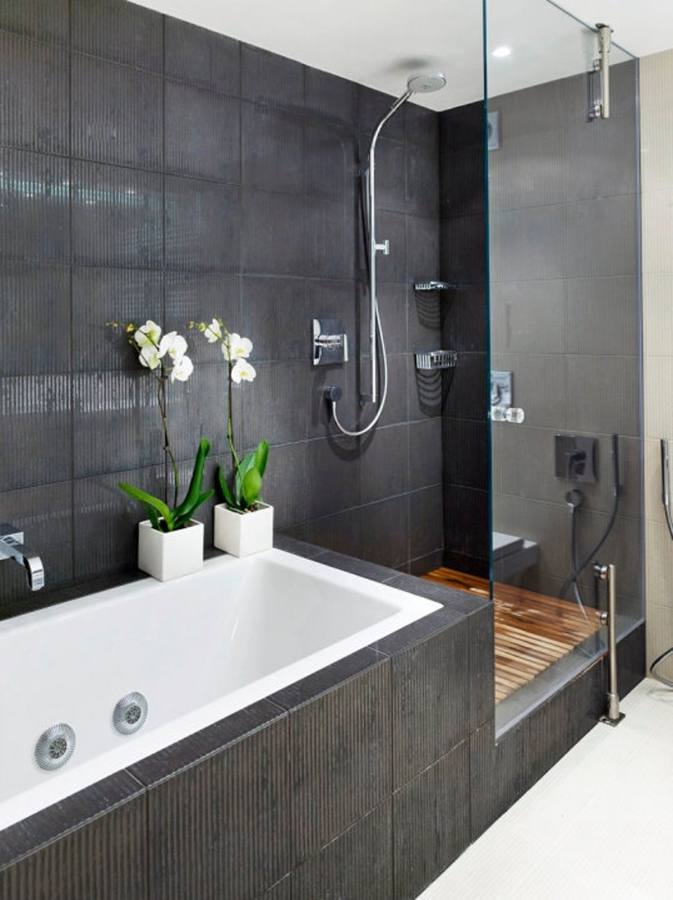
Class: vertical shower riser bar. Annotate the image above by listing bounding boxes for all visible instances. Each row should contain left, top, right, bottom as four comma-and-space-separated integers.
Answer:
594, 562, 625, 726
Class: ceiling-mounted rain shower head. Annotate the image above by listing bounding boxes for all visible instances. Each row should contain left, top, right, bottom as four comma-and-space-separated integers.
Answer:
406, 72, 447, 94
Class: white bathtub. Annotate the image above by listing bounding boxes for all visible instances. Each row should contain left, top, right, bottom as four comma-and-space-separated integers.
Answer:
0, 548, 440, 831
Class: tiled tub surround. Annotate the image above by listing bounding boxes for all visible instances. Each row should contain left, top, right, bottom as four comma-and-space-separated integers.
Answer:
0, 548, 441, 831
0, 536, 645, 900
0, 0, 445, 619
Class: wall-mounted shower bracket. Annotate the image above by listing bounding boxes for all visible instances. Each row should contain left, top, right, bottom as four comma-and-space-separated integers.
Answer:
588, 23, 612, 120
312, 319, 348, 367
375, 239, 390, 256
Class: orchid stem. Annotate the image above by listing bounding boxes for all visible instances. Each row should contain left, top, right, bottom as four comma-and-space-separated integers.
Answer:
156, 372, 179, 509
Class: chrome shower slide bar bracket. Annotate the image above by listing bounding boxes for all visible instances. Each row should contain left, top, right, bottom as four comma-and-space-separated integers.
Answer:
589, 22, 612, 120
594, 562, 624, 726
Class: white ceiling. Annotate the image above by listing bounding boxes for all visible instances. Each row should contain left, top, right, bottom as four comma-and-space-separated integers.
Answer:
135, 0, 673, 109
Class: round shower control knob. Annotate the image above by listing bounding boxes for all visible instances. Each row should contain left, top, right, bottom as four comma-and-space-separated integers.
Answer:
113, 692, 148, 735
35, 723, 76, 771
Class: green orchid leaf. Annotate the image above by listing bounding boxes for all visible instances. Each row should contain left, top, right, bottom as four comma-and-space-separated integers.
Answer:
174, 437, 211, 519
118, 482, 171, 522
217, 467, 236, 508
234, 451, 256, 507
254, 440, 269, 478
174, 489, 215, 530
146, 505, 161, 531
241, 466, 262, 508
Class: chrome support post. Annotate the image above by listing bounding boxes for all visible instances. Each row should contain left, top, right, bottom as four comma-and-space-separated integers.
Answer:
594, 562, 624, 726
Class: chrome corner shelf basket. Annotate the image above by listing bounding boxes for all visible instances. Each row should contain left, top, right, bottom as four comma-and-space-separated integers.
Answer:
414, 350, 458, 372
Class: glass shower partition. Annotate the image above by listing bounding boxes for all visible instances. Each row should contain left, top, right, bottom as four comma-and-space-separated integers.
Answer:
484, 0, 643, 729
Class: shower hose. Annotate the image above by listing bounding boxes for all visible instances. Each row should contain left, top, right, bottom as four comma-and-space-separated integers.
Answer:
559, 433, 621, 621
650, 439, 673, 687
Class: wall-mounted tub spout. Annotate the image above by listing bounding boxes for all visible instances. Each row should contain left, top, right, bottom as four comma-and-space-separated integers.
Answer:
0, 523, 45, 591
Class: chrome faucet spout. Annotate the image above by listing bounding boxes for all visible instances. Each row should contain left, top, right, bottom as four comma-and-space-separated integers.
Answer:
0, 524, 45, 591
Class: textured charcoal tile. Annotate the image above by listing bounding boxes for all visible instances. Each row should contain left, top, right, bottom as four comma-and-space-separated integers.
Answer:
393, 741, 470, 900
390, 615, 469, 788
0, 32, 69, 155
406, 139, 439, 218
469, 603, 495, 730
408, 285, 443, 353
409, 418, 442, 490
383, 573, 487, 616
305, 194, 355, 279
73, 268, 163, 371
306, 276, 359, 353
305, 121, 356, 200
0, 0, 69, 44
566, 194, 638, 278
376, 353, 409, 427
565, 114, 637, 202
288, 658, 391, 861
242, 102, 304, 193
0, 149, 69, 263
73, 464, 162, 580
165, 82, 240, 182
305, 437, 361, 519
242, 189, 305, 275
141, 711, 291, 900
490, 127, 566, 211
72, 0, 162, 71
72, 162, 162, 268
470, 719, 529, 840
273, 533, 327, 559
359, 495, 409, 570
490, 204, 565, 283
72, 370, 163, 478
292, 802, 393, 900
241, 44, 304, 109
360, 423, 409, 504
241, 275, 305, 362
443, 417, 488, 489
165, 271, 240, 364
442, 284, 487, 353
443, 351, 487, 421
565, 275, 637, 356
241, 361, 308, 447
407, 214, 440, 287
490, 278, 566, 355
265, 875, 292, 899
317, 550, 400, 583
305, 67, 357, 125
165, 176, 240, 272
0, 771, 145, 869
408, 360, 444, 421
369, 136, 406, 213
371, 606, 466, 658
72, 54, 162, 169
305, 507, 363, 558
442, 214, 486, 286
0, 262, 70, 375
168, 362, 229, 460
0, 480, 73, 615
0, 783, 147, 900
257, 440, 307, 529
408, 549, 444, 575
165, 16, 240, 94
406, 102, 439, 151
618, 623, 645, 698
440, 145, 484, 218
0, 374, 71, 490
409, 486, 443, 560
269, 647, 384, 709
439, 102, 483, 152
367, 282, 407, 354
443, 484, 489, 562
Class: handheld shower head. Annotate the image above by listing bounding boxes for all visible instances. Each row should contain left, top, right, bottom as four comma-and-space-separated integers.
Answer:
406, 72, 447, 94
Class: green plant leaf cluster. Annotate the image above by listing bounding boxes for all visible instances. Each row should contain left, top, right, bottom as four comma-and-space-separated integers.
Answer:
218, 440, 269, 512
119, 437, 214, 532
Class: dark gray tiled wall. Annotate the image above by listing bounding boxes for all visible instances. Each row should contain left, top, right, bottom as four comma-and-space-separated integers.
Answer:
0, 0, 444, 617
438, 102, 490, 576
489, 63, 643, 619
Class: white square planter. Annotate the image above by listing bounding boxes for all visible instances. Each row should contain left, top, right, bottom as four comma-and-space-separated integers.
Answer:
213, 503, 273, 557
137, 519, 204, 582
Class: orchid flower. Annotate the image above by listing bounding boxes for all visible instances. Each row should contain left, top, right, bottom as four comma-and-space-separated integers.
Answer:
231, 358, 256, 384
139, 343, 162, 370
134, 320, 162, 349
222, 333, 252, 361
159, 331, 188, 361
170, 354, 194, 383
204, 318, 222, 343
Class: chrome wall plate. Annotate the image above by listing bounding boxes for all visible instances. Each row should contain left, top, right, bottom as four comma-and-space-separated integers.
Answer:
312, 318, 348, 366
487, 110, 500, 150
490, 370, 512, 408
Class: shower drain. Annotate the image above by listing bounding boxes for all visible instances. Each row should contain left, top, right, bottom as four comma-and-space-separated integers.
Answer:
35, 723, 76, 771
113, 692, 148, 735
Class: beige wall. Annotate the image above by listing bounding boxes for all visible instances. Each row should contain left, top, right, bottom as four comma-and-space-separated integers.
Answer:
642, 49, 673, 678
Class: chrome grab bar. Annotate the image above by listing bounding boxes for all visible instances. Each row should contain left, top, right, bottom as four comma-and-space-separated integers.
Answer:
594, 562, 624, 726
661, 438, 673, 540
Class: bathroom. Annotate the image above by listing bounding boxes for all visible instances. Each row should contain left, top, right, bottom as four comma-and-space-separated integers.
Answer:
1, 0, 673, 896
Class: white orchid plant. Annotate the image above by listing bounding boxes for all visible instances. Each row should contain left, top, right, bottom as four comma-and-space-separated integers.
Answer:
190, 318, 269, 513
108, 320, 213, 532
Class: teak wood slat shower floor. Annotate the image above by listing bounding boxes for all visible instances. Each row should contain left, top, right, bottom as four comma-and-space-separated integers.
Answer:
423, 567, 603, 703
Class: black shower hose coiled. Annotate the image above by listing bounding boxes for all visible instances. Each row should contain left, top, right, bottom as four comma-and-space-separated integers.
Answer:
559, 433, 621, 609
